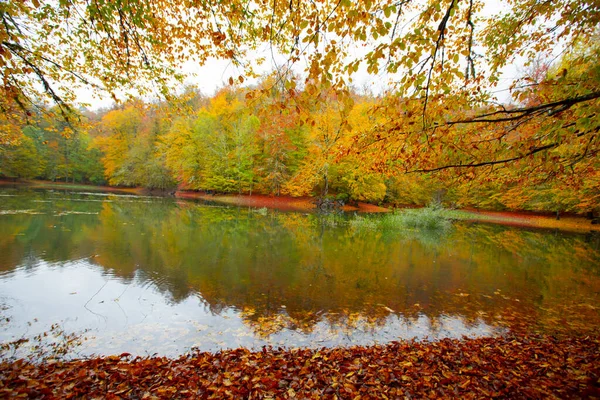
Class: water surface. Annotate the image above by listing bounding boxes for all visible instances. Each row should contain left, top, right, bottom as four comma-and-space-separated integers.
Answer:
1, 188, 599, 359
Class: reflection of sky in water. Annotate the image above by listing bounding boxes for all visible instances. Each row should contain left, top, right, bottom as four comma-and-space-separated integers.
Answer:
0, 260, 502, 358
1, 188, 599, 360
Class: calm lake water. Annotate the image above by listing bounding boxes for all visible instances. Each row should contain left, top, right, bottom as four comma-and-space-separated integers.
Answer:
1, 188, 599, 359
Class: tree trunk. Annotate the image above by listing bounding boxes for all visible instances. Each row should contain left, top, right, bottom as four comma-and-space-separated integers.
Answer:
322, 173, 329, 197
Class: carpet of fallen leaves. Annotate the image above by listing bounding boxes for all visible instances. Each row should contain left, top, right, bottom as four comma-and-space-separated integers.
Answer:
2, 334, 599, 399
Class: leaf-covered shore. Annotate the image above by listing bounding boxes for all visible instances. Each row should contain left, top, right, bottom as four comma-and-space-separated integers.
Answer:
2, 334, 599, 399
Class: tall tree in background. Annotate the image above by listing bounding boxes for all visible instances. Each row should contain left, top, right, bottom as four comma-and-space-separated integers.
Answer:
0, 110, 104, 183
0, 135, 43, 179
253, 76, 308, 196
94, 102, 175, 189
161, 89, 260, 193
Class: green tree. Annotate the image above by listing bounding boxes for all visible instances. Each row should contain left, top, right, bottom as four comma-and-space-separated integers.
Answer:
0, 135, 44, 179
193, 91, 260, 194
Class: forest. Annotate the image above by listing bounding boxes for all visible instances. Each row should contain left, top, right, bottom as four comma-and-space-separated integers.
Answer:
2, 54, 600, 215
0, 0, 598, 215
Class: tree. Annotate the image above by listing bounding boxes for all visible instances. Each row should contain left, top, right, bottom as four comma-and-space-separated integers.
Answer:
161, 88, 261, 194
283, 88, 354, 197
160, 117, 199, 188
0, 0, 266, 144
254, 76, 308, 196
3, 0, 597, 127
192, 90, 260, 194
2, 0, 599, 204
93, 101, 176, 189
0, 135, 44, 179
93, 104, 143, 185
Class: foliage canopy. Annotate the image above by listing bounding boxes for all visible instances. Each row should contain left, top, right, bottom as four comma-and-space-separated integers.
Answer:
1, 0, 599, 209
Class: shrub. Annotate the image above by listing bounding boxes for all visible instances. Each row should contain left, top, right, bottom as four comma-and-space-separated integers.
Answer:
349, 205, 459, 232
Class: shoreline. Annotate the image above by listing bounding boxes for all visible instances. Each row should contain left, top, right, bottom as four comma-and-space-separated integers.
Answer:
1, 333, 598, 398
176, 191, 600, 233
0, 179, 146, 196
175, 191, 390, 213
1, 179, 598, 233
459, 209, 600, 233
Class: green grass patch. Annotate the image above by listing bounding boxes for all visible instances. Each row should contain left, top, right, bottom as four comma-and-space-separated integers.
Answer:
350, 205, 474, 232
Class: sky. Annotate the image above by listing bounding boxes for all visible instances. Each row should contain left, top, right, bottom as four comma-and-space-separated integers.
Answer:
76, 1, 526, 110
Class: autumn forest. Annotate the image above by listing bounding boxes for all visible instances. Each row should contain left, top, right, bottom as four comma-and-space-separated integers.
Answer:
1, 0, 599, 214
2, 64, 599, 214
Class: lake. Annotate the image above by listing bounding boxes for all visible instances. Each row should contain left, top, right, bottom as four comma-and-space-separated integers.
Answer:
1, 187, 599, 360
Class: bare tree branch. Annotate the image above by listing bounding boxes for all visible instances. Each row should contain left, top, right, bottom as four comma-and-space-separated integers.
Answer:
448, 91, 600, 125
422, 0, 458, 126
410, 125, 600, 173
410, 142, 559, 172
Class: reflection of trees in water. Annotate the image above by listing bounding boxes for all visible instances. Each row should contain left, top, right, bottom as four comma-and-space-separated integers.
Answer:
584, 231, 600, 252
0, 189, 104, 271
2, 189, 600, 337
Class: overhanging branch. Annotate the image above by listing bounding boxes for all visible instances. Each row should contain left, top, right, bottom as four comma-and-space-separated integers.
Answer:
410, 125, 600, 173
448, 91, 600, 125
409, 142, 558, 173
